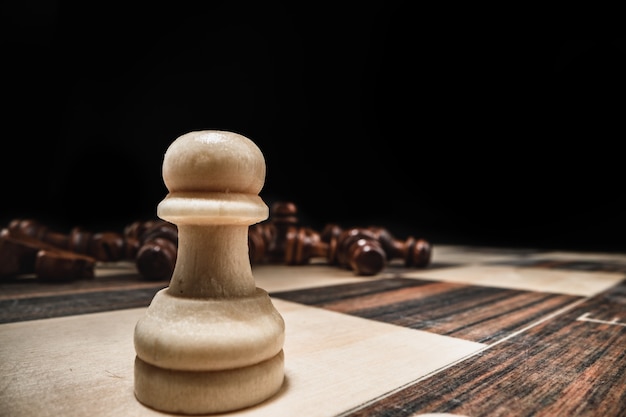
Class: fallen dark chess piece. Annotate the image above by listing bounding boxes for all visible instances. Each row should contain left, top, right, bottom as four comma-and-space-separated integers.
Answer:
0, 201, 431, 281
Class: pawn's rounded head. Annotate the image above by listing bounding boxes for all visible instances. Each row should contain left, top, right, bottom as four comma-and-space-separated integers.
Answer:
158, 131, 268, 225
162, 130, 266, 195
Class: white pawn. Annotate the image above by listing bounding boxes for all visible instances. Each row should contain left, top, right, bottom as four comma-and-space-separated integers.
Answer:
133, 131, 285, 414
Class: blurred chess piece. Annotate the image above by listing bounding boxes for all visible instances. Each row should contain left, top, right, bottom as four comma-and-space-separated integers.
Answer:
132, 220, 178, 281
369, 226, 432, 267
7, 218, 129, 262
334, 227, 387, 276
0, 227, 95, 281
265, 201, 298, 262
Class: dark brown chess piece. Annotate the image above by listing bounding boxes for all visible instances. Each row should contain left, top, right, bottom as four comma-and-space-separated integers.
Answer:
124, 219, 161, 241
35, 249, 95, 281
248, 223, 275, 263
87, 231, 129, 262
135, 238, 177, 281
265, 201, 298, 263
0, 228, 40, 277
124, 219, 162, 261
6, 218, 49, 240
368, 227, 432, 267
346, 237, 387, 276
0, 228, 96, 280
319, 223, 342, 244
8, 218, 94, 254
334, 227, 381, 267
283, 226, 327, 265
8, 218, 130, 262
334, 227, 387, 275
133, 220, 178, 280
281, 223, 342, 268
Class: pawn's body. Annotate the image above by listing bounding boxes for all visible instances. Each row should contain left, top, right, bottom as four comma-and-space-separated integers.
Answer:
133, 131, 285, 415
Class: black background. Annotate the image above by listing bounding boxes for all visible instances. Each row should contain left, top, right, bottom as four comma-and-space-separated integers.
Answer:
2, 2, 624, 252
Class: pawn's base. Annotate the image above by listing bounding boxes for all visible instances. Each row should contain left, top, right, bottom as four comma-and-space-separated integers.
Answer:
134, 351, 284, 415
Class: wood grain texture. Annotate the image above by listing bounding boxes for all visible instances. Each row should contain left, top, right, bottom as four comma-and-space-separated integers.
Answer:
273, 277, 582, 343
0, 286, 164, 324
0, 263, 166, 323
345, 279, 626, 417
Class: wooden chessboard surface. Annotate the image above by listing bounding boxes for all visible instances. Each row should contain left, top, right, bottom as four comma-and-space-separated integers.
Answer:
1, 244, 625, 417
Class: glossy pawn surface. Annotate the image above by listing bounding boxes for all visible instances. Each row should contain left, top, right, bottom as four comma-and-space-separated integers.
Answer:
133, 130, 285, 415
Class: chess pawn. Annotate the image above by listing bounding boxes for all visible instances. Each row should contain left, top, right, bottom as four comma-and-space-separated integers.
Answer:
135, 220, 178, 280
284, 226, 327, 265
35, 249, 95, 281
8, 219, 128, 262
135, 237, 177, 281
0, 228, 45, 277
334, 227, 387, 271
87, 231, 127, 261
7, 219, 87, 251
265, 201, 298, 262
133, 131, 285, 415
248, 222, 275, 263
25, 222, 94, 255
0, 229, 96, 280
320, 223, 342, 244
124, 219, 161, 241
124, 219, 167, 262
346, 237, 387, 276
369, 227, 432, 267
7, 218, 49, 241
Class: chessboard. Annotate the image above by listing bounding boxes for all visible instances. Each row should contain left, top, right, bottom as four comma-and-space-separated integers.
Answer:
2, 243, 625, 417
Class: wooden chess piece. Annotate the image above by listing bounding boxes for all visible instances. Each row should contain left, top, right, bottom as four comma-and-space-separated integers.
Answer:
284, 226, 327, 265
320, 223, 342, 244
7, 218, 49, 241
124, 219, 162, 262
133, 130, 285, 415
265, 201, 298, 262
133, 220, 178, 280
369, 227, 432, 267
346, 237, 387, 276
0, 229, 96, 280
35, 249, 95, 281
9, 219, 94, 255
87, 231, 127, 261
124, 219, 161, 242
8, 219, 128, 262
248, 222, 274, 263
135, 237, 177, 281
318, 223, 342, 266
0, 228, 40, 277
334, 227, 387, 273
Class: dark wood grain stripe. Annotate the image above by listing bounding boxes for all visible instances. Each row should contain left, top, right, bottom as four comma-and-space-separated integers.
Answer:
0, 271, 167, 300
272, 277, 582, 343
346, 279, 626, 417
0, 285, 165, 323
